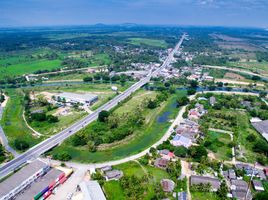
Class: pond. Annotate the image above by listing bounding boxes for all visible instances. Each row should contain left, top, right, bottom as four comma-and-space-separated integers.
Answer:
156, 101, 177, 123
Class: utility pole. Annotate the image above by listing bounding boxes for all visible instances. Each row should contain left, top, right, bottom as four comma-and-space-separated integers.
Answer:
245, 162, 256, 200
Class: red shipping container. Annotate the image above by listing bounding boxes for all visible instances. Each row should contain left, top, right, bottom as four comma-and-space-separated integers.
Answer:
58, 173, 65, 180
59, 177, 67, 184
49, 181, 56, 189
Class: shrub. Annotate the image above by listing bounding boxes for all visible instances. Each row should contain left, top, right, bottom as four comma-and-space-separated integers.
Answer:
14, 139, 29, 151
53, 152, 72, 161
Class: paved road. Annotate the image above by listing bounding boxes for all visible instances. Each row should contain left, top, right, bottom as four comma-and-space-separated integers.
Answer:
0, 34, 186, 179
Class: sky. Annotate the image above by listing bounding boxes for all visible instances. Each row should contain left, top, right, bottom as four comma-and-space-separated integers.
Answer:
0, 0, 267, 28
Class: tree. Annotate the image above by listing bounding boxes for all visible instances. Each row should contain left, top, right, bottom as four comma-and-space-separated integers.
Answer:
177, 96, 189, 106
147, 99, 157, 109
14, 139, 29, 151
187, 88, 196, 95
253, 140, 268, 155
189, 80, 198, 88
47, 115, 59, 123
259, 91, 267, 98
98, 110, 110, 122
253, 191, 268, 200
246, 134, 257, 142
189, 145, 208, 162
166, 160, 181, 179
83, 76, 93, 82
174, 146, 188, 157
87, 141, 96, 152
217, 181, 228, 199
53, 152, 71, 161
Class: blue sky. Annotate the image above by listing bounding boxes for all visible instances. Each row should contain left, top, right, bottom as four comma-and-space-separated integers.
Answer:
0, 0, 267, 27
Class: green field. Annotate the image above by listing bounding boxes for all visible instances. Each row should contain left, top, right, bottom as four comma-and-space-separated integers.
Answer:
191, 192, 220, 200
204, 131, 232, 161
129, 38, 168, 48
228, 61, 268, 75
0, 59, 61, 79
49, 90, 187, 163
0, 89, 43, 150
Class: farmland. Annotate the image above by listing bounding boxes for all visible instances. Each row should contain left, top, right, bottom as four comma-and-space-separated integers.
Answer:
128, 38, 168, 48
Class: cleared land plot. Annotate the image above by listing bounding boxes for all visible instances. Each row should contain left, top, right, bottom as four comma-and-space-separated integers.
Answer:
50, 90, 187, 163
128, 38, 167, 48
204, 131, 232, 161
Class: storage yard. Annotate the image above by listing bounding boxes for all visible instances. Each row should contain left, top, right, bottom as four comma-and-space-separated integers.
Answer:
0, 160, 73, 200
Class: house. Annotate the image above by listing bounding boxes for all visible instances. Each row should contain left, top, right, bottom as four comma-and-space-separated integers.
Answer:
171, 135, 192, 148
257, 170, 266, 180
104, 170, 123, 181
154, 158, 169, 169
188, 109, 200, 120
160, 179, 175, 192
159, 150, 175, 160
252, 180, 265, 191
251, 120, 268, 142
231, 179, 251, 200
100, 166, 112, 173
209, 96, 216, 106
190, 175, 221, 191
178, 192, 187, 200
228, 169, 236, 180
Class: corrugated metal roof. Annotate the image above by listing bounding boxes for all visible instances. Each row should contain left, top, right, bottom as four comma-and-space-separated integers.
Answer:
79, 181, 106, 200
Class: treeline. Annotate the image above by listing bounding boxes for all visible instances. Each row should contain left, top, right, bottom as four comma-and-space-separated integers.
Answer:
256, 51, 268, 62
192, 55, 229, 66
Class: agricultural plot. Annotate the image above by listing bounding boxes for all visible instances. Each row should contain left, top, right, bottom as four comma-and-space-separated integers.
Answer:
128, 38, 168, 48
228, 61, 268, 76
0, 59, 61, 79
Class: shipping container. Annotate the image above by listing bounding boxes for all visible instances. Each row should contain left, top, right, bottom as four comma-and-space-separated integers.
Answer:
64, 169, 73, 178
49, 181, 56, 189
40, 186, 49, 195
34, 191, 43, 200
58, 173, 65, 180
59, 177, 67, 184
43, 191, 52, 199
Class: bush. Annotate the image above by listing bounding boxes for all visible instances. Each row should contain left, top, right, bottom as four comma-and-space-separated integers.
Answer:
147, 99, 158, 109
31, 112, 46, 121
246, 134, 256, 142
53, 152, 72, 161
83, 76, 93, 82
253, 140, 268, 155
177, 96, 189, 106
14, 139, 29, 151
47, 115, 59, 123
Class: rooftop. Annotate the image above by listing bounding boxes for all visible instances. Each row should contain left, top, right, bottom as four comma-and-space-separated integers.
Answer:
57, 92, 98, 102
190, 175, 221, 190
0, 160, 48, 198
79, 181, 106, 200
15, 168, 62, 200
252, 120, 268, 142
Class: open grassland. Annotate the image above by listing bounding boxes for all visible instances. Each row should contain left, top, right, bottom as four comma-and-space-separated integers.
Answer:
205, 131, 232, 161
0, 59, 61, 79
103, 161, 171, 200
129, 38, 168, 48
50, 90, 187, 163
0, 89, 42, 150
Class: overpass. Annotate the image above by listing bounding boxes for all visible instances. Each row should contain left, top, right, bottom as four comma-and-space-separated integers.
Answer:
0, 34, 186, 179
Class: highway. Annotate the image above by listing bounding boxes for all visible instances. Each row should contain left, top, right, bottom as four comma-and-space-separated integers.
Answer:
0, 34, 186, 179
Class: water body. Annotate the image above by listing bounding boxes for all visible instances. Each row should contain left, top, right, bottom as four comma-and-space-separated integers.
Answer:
157, 101, 178, 123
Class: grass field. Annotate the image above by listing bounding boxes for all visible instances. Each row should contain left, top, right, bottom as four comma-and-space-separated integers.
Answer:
191, 192, 220, 200
30, 109, 87, 136
0, 59, 61, 79
228, 61, 268, 75
49, 90, 187, 163
205, 131, 232, 161
129, 38, 168, 48
103, 161, 171, 200
0, 89, 42, 150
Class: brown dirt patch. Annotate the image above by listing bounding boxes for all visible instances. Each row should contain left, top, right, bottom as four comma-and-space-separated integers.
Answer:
224, 72, 245, 80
